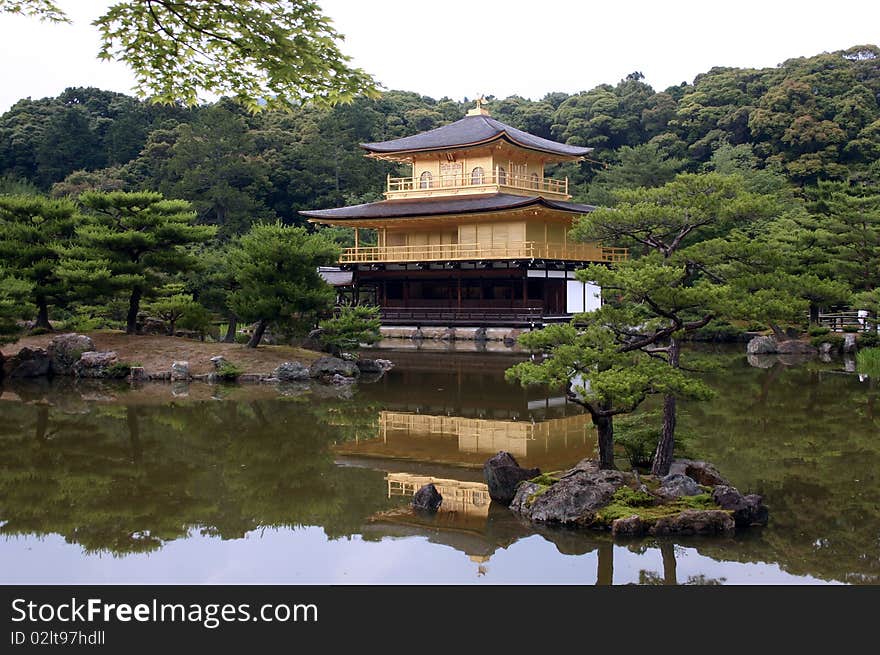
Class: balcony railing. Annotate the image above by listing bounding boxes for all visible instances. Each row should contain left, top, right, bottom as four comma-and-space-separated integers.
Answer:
339, 241, 628, 264
386, 171, 569, 197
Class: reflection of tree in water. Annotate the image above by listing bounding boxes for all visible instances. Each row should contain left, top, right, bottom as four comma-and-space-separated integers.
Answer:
636, 543, 726, 585
0, 393, 391, 555
680, 357, 880, 583
1, 355, 878, 583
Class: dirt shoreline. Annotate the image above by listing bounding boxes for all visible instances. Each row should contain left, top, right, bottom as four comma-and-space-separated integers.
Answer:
4, 330, 323, 376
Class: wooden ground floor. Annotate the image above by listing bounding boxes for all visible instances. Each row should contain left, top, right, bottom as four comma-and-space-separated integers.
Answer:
331, 262, 601, 327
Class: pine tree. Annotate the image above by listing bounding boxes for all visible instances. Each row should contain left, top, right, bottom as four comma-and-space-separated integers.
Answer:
512, 173, 793, 475
0, 269, 32, 352
228, 223, 340, 348
60, 191, 215, 334
0, 194, 79, 330
318, 305, 381, 355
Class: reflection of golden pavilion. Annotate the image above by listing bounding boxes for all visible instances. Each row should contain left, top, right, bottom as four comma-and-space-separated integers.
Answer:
380, 411, 590, 459
386, 472, 490, 517
335, 399, 595, 470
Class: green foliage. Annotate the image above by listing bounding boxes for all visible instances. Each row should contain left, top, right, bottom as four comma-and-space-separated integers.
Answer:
318, 305, 381, 354
615, 411, 693, 467
808, 325, 831, 337
856, 348, 880, 378
690, 320, 747, 342
614, 414, 661, 468
60, 191, 216, 333
810, 333, 845, 350
147, 292, 198, 335
228, 222, 340, 347
176, 302, 214, 338
215, 361, 243, 381
2, 1, 377, 110
0, 269, 32, 345
806, 180, 880, 292
0, 174, 40, 195
0, 0, 68, 22
154, 103, 277, 237
0, 194, 80, 326
596, 489, 717, 524
858, 333, 880, 348
106, 361, 139, 379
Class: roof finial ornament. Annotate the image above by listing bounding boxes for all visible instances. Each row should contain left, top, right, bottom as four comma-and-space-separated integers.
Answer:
467, 95, 490, 117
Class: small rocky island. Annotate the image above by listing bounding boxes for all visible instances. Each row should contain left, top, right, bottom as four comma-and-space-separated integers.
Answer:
482, 451, 768, 537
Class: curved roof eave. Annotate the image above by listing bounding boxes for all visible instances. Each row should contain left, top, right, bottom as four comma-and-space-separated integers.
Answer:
299, 193, 597, 222
361, 115, 592, 159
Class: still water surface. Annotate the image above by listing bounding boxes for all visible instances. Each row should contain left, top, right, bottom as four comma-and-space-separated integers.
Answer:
0, 348, 876, 584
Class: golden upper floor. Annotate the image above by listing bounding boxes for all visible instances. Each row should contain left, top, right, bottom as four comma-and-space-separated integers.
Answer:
361, 101, 590, 201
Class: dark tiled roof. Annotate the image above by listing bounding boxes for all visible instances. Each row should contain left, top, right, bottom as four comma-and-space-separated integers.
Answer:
361, 115, 591, 158
301, 193, 596, 221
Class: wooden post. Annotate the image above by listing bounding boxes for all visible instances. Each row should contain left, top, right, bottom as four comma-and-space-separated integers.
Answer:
354, 227, 359, 249
543, 220, 548, 258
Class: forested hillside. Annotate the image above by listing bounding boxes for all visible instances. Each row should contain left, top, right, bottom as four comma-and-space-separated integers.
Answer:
2, 44, 879, 237
1, 44, 878, 340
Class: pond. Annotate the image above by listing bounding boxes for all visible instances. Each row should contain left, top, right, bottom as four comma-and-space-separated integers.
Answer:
0, 348, 876, 585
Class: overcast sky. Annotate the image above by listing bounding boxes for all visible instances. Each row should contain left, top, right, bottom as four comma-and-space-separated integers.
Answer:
1, 0, 879, 113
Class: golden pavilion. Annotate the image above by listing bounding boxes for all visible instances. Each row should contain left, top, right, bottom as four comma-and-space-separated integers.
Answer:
300, 100, 625, 326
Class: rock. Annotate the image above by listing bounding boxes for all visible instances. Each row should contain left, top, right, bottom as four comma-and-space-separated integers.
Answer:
274, 361, 311, 382
129, 366, 148, 382
170, 361, 190, 381
483, 451, 540, 505
298, 328, 326, 352
656, 473, 701, 498
473, 327, 487, 341
309, 356, 359, 380
73, 351, 118, 378
355, 358, 383, 374
510, 468, 626, 526
237, 374, 263, 383
47, 333, 95, 375
746, 354, 777, 369
503, 329, 522, 347
209, 355, 229, 371
412, 483, 443, 512
648, 510, 735, 536
3, 347, 51, 378
611, 515, 645, 537
329, 373, 355, 385
776, 340, 817, 355
355, 358, 394, 375
171, 381, 189, 397
712, 485, 769, 527
843, 333, 857, 354
508, 481, 542, 515
818, 342, 834, 355
668, 459, 729, 486
139, 316, 166, 335
746, 335, 778, 354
